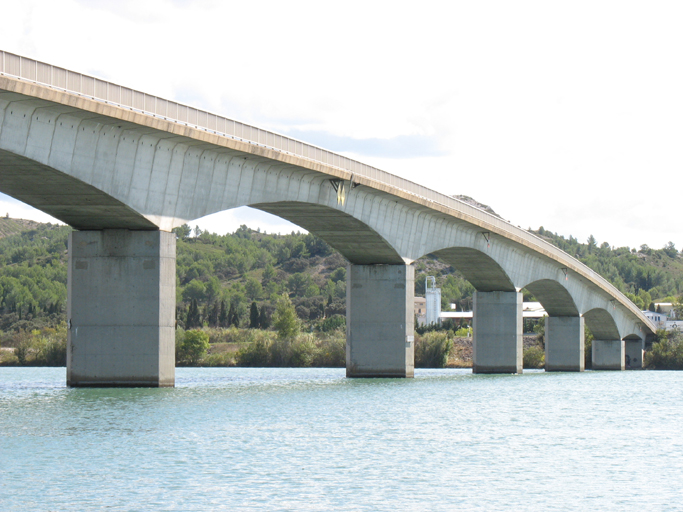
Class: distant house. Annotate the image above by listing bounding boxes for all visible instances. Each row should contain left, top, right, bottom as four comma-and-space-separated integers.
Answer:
643, 303, 680, 331
414, 297, 427, 326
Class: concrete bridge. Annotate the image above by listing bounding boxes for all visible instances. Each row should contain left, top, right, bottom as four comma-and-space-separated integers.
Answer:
0, 51, 655, 386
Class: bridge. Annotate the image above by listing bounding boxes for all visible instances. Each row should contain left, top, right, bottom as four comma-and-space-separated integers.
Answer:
0, 51, 655, 386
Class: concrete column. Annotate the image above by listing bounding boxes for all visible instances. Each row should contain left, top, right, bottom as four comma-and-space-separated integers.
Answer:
473, 291, 522, 374
592, 339, 624, 371
545, 316, 585, 372
346, 264, 414, 378
67, 230, 176, 387
624, 339, 644, 369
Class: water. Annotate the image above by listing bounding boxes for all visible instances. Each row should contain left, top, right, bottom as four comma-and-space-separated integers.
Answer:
1, 367, 682, 511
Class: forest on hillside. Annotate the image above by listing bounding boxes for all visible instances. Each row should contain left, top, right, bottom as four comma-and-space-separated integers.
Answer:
0, 217, 682, 337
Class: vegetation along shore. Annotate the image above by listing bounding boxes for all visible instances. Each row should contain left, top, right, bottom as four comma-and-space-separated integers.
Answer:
1, 216, 682, 370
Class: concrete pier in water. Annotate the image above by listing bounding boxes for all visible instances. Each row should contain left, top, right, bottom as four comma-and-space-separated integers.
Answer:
592, 339, 625, 371
545, 316, 585, 372
472, 291, 523, 374
346, 265, 415, 378
67, 230, 176, 387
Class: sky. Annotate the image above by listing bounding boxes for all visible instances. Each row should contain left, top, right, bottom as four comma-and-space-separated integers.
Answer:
0, 0, 681, 250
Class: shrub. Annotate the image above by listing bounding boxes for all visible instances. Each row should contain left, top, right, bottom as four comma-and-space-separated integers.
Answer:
273, 294, 300, 339
523, 345, 545, 369
319, 314, 346, 332
178, 330, 210, 366
644, 329, 683, 370
415, 331, 453, 368
312, 333, 346, 367
236, 338, 272, 366
454, 326, 470, 337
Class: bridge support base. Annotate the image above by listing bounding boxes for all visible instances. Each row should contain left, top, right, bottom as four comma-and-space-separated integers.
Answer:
545, 316, 584, 372
473, 291, 522, 374
67, 230, 176, 387
624, 339, 644, 369
592, 339, 624, 371
346, 264, 414, 378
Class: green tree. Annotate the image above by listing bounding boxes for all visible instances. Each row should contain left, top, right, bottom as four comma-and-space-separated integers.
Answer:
272, 293, 300, 339
249, 301, 260, 328
186, 299, 202, 328
172, 224, 192, 240
178, 330, 210, 365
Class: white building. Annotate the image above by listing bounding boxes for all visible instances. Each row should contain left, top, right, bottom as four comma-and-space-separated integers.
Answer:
425, 277, 441, 326
643, 303, 680, 331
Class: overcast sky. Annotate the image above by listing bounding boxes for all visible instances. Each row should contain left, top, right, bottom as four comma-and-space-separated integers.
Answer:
1, 0, 681, 250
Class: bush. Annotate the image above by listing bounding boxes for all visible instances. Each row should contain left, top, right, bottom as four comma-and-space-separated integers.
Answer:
319, 314, 346, 332
415, 331, 453, 368
178, 330, 210, 366
454, 326, 470, 337
273, 294, 300, 339
4, 325, 67, 366
235, 331, 346, 368
644, 329, 683, 369
236, 337, 273, 366
312, 333, 346, 367
523, 345, 545, 369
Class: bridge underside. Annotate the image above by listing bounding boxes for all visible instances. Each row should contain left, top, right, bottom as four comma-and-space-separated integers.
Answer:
253, 202, 404, 265
0, 149, 155, 229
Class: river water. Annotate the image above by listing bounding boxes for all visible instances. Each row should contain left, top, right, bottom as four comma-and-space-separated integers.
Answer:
1, 367, 682, 511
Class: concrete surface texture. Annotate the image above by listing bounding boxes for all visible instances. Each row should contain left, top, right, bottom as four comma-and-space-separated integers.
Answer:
472, 291, 523, 374
67, 230, 175, 387
346, 265, 414, 377
592, 339, 625, 371
624, 339, 644, 369
0, 54, 658, 383
545, 316, 585, 372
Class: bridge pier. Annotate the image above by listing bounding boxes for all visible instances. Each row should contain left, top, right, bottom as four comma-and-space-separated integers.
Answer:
545, 316, 585, 372
346, 264, 414, 378
624, 339, 644, 369
591, 339, 624, 371
472, 291, 523, 374
67, 230, 176, 387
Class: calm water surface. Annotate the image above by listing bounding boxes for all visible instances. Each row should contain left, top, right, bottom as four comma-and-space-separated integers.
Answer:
1, 367, 682, 511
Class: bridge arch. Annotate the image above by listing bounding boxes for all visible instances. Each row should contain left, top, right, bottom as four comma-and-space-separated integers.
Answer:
522, 278, 579, 317
583, 307, 621, 340
249, 201, 404, 265
427, 247, 515, 292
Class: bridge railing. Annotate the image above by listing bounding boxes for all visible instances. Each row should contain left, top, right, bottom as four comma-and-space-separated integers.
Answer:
0, 50, 653, 330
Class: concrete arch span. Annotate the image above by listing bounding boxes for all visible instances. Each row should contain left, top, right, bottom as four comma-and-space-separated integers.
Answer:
523, 278, 579, 317
583, 308, 621, 340
429, 247, 515, 292
0, 148, 156, 229
251, 201, 403, 265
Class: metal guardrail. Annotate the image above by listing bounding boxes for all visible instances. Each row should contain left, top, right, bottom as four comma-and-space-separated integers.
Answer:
0, 50, 654, 330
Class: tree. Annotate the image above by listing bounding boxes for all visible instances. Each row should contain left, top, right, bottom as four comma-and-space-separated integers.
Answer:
272, 293, 300, 339
245, 277, 262, 299
258, 305, 270, 329
186, 299, 202, 329
587, 235, 597, 253
172, 224, 192, 240
218, 300, 228, 327
178, 330, 210, 365
249, 301, 260, 328
208, 301, 220, 327
262, 264, 276, 285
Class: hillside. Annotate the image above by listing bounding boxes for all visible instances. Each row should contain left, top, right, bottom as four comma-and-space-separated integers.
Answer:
0, 216, 44, 239
0, 218, 682, 338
